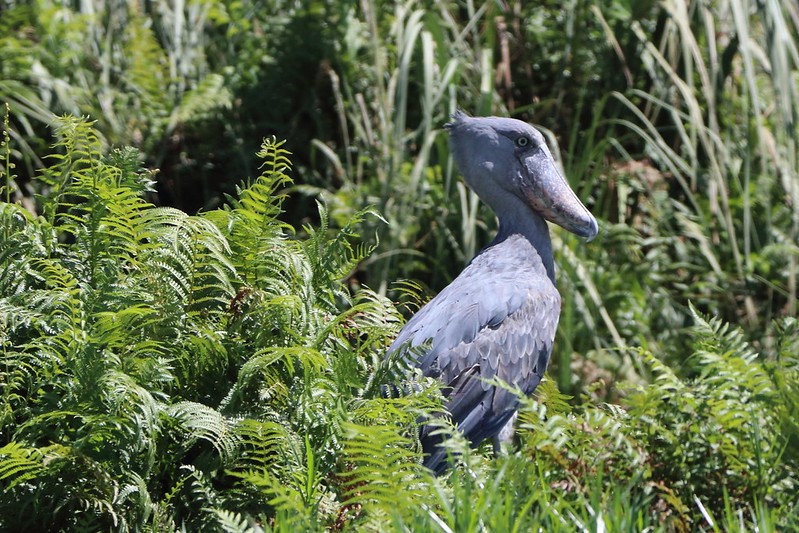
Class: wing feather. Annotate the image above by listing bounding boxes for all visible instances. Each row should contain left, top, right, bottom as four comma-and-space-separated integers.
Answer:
386, 236, 561, 472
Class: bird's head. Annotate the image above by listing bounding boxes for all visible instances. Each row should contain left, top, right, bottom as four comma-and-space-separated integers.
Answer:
445, 110, 598, 241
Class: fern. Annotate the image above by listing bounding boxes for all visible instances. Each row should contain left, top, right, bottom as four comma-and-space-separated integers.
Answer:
213, 509, 261, 533
172, 73, 233, 126
620, 306, 797, 526
220, 136, 293, 238
0, 118, 229, 529
302, 201, 382, 311
165, 402, 238, 461
0, 441, 46, 489
338, 420, 430, 528
144, 207, 236, 312
0, 203, 55, 296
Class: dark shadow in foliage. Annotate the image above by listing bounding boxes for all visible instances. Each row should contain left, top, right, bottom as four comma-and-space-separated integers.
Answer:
153, 6, 345, 219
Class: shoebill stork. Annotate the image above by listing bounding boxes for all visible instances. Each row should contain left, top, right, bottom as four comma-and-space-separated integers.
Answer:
387, 111, 598, 475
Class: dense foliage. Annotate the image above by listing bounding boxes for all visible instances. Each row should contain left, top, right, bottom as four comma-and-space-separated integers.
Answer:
2, 0, 798, 530
0, 117, 797, 531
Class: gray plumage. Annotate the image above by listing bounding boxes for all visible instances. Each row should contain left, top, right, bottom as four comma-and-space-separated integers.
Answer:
387, 111, 598, 474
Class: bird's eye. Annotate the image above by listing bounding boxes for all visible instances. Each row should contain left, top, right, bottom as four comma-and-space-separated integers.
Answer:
516, 136, 530, 147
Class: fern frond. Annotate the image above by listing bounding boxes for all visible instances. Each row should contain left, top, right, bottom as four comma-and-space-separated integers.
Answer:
302, 202, 382, 310
16, 258, 84, 335
144, 207, 236, 312
173, 73, 232, 125
0, 441, 46, 489
338, 421, 429, 525
212, 509, 260, 533
114, 470, 158, 528
222, 347, 325, 413
167, 401, 238, 462
100, 370, 164, 465
642, 351, 684, 392
225, 136, 293, 231
689, 303, 758, 365
165, 464, 224, 530
225, 418, 323, 526
0, 203, 55, 296
38, 116, 104, 223
233, 419, 297, 471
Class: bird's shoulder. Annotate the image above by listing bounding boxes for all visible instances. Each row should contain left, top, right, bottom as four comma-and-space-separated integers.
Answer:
388, 236, 560, 384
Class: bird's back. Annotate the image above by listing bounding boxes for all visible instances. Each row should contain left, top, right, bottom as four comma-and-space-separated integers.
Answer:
388, 234, 561, 473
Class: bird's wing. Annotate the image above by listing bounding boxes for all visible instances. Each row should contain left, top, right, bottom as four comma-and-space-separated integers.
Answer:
387, 251, 560, 441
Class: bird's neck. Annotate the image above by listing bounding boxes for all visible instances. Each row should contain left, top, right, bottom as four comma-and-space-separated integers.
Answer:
490, 197, 555, 282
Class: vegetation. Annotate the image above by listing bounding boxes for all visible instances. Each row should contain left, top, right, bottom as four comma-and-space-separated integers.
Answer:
1, 0, 798, 530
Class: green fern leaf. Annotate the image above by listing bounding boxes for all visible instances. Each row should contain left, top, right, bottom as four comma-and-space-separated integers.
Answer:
167, 401, 238, 461
0, 441, 46, 488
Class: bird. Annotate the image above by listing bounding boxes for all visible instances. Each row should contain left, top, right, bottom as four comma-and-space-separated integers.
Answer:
386, 111, 598, 475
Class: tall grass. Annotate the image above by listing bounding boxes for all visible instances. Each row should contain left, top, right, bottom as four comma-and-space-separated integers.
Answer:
541, 0, 799, 391
606, 0, 799, 325
1, 0, 231, 176
317, 0, 490, 295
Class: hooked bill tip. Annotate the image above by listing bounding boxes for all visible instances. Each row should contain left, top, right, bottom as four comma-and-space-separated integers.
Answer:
582, 217, 599, 243
562, 209, 598, 243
